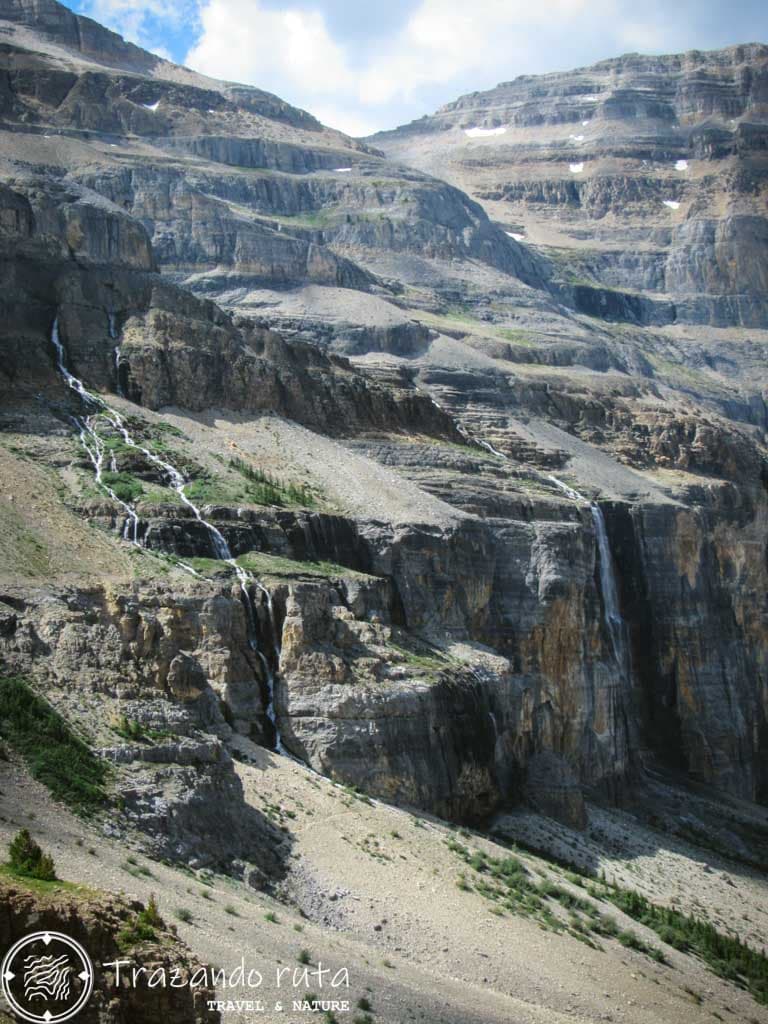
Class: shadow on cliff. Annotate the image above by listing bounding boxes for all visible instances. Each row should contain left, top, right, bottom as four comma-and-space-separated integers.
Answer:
490, 773, 768, 888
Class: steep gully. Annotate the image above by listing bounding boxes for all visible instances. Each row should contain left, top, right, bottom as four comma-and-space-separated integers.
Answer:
51, 315, 285, 751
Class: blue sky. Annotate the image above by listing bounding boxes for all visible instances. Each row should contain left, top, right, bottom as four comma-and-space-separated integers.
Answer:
70, 0, 768, 136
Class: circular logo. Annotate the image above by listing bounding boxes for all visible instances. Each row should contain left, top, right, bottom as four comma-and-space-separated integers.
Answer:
1, 931, 94, 1023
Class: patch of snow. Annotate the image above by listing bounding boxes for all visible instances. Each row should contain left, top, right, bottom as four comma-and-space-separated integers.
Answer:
583, 95, 598, 102
663, 200, 680, 210
142, 101, 160, 111
506, 231, 526, 241
569, 162, 584, 173
675, 159, 688, 170
334, 167, 352, 173
208, 108, 216, 113
464, 125, 507, 138
569, 134, 585, 142
582, 120, 589, 126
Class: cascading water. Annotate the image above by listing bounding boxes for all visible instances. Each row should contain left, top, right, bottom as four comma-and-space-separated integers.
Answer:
547, 474, 631, 679
108, 312, 123, 397
51, 318, 140, 542
50, 316, 285, 752
423, 387, 633, 688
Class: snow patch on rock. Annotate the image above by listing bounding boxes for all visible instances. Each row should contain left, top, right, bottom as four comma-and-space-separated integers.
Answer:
464, 125, 507, 138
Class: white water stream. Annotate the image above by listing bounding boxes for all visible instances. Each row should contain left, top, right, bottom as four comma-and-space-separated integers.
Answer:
547, 474, 630, 676
423, 388, 631, 678
51, 316, 284, 751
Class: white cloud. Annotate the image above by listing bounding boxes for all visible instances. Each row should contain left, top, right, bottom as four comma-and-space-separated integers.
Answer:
359, 0, 615, 103
186, 0, 354, 94
310, 103, 383, 138
184, 0, 618, 132
80, 0, 195, 49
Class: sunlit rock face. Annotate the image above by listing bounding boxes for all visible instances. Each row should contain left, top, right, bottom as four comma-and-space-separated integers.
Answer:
372, 44, 768, 327
0, 0, 767, 835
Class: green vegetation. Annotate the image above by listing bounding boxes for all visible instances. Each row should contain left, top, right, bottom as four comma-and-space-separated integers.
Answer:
174, 906, 193, 924
387, 638, 455, 677
498, 328, 535, 347
236, 551, 372, 581
117, 894, 164, 950
600, 885, 768, 1005
298, 948, 312, 965
229, 457, 318, 507
256, 208, 343, 231
111, 714, 174, 744
447, 840, 664, 960
182, 474, 241, 505
100, 471, 144, 502
8, 829, 56, 881
0, 676, 108, 813
122, 855, 153, 879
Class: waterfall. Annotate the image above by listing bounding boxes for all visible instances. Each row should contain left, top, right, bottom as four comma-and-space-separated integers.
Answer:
52, 318, 141, 542
488, 711, 499, 745
50, 315, 285, 752
547, 474, 630, 679
108, 313, 124, 398
421, 388, 633, 689
590, 503, 627, 668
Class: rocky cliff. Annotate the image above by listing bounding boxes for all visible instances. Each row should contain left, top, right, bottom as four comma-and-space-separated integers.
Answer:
372, 44, 768, 327
0, 875, 219, 1023
0, 0, 766, 865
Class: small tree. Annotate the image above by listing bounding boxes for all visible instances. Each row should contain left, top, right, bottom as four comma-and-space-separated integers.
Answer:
8, 829, 57, 881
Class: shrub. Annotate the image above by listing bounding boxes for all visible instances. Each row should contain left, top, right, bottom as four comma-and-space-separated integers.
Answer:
298, 948, 312, 965
8, 829, 56, 881
607, 885, 768, 1004
229, 457, 317, 508
117, 896, 164, 949
174, 907, 193, 924
101, 471, 143, 503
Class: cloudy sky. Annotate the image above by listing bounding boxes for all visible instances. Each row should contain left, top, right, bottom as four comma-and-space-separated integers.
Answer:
70, 0, 767, 136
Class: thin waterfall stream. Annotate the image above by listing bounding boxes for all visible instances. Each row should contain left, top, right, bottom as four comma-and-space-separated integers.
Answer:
421, 388, 632, 681
547, 474, 631, 679
50, 316, 285, 752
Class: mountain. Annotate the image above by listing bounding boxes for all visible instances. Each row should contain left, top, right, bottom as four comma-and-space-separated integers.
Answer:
1, 3, 768, 1021
372, 45, 768, 327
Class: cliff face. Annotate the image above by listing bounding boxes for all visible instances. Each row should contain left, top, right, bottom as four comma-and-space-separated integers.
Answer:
0, 0, 766, 847
372, 45, 768, 327
0, 878, 219, 1023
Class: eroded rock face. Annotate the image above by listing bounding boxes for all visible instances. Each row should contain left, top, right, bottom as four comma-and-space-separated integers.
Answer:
0, 178, 461, 441
0, 0, 767, 838
0, 879, 220, 1023
607, 496, 768, 804
0, 581, 289, 874
372, 44, 768, 326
